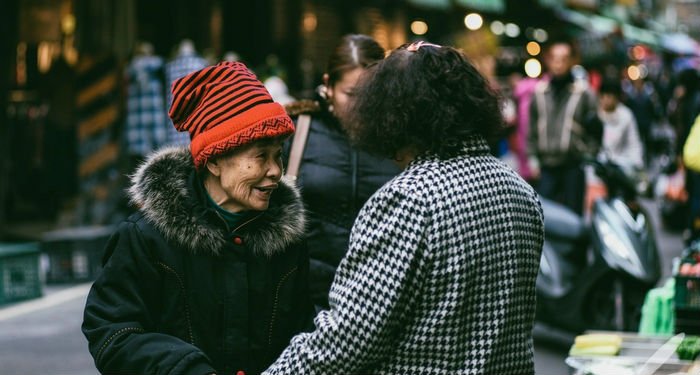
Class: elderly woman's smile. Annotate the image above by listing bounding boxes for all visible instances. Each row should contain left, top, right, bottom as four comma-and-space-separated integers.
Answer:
204, 138, 285, 213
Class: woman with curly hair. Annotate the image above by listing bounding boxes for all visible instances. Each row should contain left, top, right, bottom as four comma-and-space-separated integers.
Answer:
264, 42, 545, 375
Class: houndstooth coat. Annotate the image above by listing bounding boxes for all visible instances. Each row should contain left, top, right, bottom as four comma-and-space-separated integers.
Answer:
264, 135, 544, 375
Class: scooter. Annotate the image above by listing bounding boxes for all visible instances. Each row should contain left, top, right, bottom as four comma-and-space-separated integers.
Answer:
536, 156, 662, 333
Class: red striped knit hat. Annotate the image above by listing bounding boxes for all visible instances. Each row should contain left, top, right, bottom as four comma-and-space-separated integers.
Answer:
169, 61, 295, 169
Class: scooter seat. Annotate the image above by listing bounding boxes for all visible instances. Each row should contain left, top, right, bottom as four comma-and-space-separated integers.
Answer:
539, 196, 587, 242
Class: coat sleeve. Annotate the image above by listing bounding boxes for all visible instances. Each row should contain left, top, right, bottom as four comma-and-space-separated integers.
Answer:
82, 221, 215, 375
263, 186, 430, 375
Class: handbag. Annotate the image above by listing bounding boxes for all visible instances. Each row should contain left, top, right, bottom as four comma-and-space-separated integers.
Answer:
284, 114, 311, 182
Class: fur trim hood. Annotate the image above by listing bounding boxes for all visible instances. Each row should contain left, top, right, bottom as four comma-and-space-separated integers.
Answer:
284, 99, 321, 117
128, 147, 306, 257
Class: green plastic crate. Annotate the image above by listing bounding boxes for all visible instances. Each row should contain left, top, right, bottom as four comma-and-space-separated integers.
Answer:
0, 242, 42, 305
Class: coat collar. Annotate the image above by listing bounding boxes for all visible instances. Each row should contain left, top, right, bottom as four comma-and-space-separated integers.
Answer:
410, 134, 491, 166
128, 146, 306, 257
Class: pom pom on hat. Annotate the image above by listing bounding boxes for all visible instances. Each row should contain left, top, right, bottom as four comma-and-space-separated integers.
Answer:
169, 61, 295, 168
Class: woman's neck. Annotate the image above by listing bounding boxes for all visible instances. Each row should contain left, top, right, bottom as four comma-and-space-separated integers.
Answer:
393, 148, 417, 169
203, 175, 242, 213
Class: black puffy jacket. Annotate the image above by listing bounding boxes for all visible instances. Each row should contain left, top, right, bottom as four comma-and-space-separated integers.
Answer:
82, 147, 312, 375
284, 101, 400, 308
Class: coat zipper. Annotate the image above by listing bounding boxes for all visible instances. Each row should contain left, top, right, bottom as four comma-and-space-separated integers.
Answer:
156, 262, 195, 344
232, 212, 264, 233
267, 267, 298, 347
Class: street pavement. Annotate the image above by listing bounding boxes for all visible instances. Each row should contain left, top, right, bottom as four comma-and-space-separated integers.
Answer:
0, 200, 686, 375
0, 283, 96, 375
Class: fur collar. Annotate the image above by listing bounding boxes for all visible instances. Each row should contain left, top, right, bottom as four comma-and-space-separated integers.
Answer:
284, 99, 321, 117
128, 147, 306, 257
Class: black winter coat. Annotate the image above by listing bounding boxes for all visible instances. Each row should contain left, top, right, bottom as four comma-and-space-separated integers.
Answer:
82, 147, 312, 375
284, 102, 400, 308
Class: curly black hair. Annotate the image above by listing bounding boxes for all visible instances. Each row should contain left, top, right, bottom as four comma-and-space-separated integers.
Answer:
346, 43, 504, 159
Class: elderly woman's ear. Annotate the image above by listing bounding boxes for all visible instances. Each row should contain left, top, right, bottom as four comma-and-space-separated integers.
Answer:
205, 159, 222, 177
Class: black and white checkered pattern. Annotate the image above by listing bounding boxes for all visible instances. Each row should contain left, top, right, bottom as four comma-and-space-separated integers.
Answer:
264, 136, 544, 375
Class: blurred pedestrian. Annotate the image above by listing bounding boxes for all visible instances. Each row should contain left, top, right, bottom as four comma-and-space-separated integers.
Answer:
509, 72, 541, 182
82, 62, 311, 375
599, 80, 644, 168
124, 41, 168, 170
164, 39, 209, 146
622, 75, 663, 162
265, 76, 295, 105
528, 38, 601, 215
264, 41, 544, 375
284, 34, 400, 311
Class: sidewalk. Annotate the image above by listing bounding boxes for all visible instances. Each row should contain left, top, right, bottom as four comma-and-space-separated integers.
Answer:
0, 282, 92, 321
0, 282, 97, 375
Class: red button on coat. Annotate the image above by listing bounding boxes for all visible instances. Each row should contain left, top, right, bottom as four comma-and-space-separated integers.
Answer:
233, 237, 243, 245
237, 371, 246, 375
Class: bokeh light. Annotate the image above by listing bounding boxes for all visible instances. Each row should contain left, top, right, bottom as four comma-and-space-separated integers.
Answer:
627, 65, 641, 80
505, 23, 520, 38
533, 28, 548, 43
526, 41, 541, 56
411, 20, 428, 35
303, 12, 317, 32
490, 21, 504, 35
464, 13, 483, 31
525, 58, 542, 78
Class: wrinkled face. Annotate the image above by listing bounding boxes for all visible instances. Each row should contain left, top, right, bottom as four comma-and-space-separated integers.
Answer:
327, 67, 364, 122
545, 43, 573, 78
206, 139, 284, 212
600, 93, 619, 112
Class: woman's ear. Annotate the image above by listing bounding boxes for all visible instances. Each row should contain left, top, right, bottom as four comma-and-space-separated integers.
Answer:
205, 159, 222, 177
323, 73, 332, 100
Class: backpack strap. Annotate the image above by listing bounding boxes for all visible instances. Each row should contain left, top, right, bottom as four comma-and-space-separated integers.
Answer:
285, 114, 311, 182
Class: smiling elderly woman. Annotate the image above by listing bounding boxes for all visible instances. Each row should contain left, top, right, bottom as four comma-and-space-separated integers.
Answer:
82, 62, 312, 375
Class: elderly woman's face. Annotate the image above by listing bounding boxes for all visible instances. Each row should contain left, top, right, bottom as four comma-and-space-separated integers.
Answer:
206, 139, 284, 212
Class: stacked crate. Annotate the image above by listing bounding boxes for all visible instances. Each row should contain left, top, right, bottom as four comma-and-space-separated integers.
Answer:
0, 242, 42, 305
674, 247, 700, 334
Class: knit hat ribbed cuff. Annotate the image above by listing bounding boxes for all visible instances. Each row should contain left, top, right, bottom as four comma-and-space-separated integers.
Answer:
191, 102, 294, 168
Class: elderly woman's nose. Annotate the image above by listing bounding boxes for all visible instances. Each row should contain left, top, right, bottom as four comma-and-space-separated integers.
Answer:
267, 158, 283, 179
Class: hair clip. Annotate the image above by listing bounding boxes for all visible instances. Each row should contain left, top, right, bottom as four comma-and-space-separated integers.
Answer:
406, 41, 442, 52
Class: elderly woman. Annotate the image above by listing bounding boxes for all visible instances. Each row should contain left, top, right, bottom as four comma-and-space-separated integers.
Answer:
82, 62, 311, 375
264, 42, 544, 375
